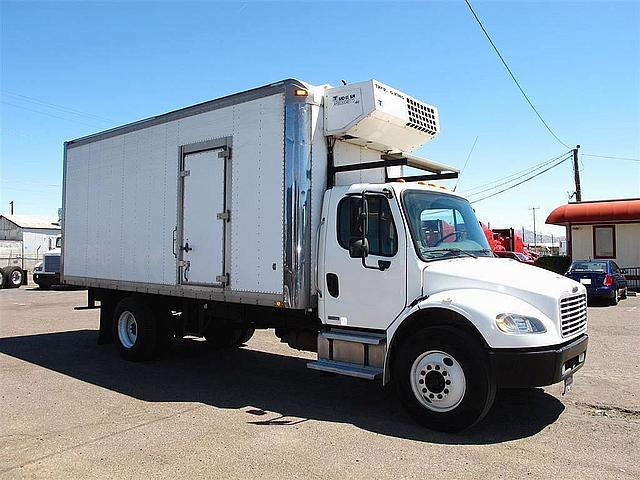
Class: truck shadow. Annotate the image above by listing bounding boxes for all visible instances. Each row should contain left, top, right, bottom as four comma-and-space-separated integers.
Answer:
0, 329, 564, 445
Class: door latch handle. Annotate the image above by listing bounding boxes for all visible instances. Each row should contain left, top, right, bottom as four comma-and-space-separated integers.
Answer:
181, 241, 193, 253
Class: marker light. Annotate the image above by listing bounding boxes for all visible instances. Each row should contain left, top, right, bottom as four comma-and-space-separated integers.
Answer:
294, 89, 309, 97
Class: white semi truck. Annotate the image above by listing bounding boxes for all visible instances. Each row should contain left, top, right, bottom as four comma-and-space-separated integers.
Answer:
62, 79, 588, 431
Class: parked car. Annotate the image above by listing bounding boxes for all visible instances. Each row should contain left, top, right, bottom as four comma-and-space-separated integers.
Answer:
565, 260, 628, 305
494, 251, 535, 265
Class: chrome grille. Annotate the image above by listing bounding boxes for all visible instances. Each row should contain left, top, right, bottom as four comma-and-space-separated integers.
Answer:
43, 255, 61, 273
560, 294, 587, 337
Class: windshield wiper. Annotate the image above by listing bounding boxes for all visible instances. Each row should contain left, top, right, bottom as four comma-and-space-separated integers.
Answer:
425, 248, 477, 259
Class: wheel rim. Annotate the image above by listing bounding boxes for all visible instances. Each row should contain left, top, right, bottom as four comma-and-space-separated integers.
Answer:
117, 311, 138, 348
10, 270, 22, 284
410, 350, 466, 412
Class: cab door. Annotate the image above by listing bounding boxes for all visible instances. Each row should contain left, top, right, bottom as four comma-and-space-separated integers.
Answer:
320, 187, 407, 331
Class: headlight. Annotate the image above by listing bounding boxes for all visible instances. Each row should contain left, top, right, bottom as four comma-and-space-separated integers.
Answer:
495, 313, 546, 334
34, 263, 43, 272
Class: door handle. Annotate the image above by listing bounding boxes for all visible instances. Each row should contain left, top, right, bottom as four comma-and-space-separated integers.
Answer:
181, 241, 193, 253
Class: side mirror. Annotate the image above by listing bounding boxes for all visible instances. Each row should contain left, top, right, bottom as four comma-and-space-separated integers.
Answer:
349, 238, 369, 259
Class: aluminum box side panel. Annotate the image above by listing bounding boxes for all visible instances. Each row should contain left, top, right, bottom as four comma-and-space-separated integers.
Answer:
63, 93, 285, 295
230, 94, 285, 294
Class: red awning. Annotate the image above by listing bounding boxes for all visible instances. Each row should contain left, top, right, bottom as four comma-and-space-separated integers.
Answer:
546, 199, 640, 225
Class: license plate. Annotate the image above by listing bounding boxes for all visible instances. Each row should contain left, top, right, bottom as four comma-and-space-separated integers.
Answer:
580, 278, 591, 285
562, 374, 574, 395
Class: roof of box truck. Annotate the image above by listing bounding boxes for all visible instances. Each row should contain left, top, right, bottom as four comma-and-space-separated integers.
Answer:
66, 79, 310, 148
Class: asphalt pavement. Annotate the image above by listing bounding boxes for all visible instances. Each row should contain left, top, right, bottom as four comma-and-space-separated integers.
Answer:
1, 287, 638, 479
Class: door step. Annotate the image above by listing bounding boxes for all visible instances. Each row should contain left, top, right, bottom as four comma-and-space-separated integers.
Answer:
321, 329, 386, 344
307, 328, 387, 380
307, 359, 383, 380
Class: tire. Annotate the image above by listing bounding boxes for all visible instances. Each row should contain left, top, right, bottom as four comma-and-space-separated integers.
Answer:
204, 325, 253, 349
394, 326, 496, 432
610, 291, 619, 306
0, 269, 5, 289
112, 297, 158, 361
620, 287, 628, 300
6, 267, 23, 288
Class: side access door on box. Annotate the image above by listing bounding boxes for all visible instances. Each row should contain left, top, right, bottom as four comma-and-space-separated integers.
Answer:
177, 139, 231, 287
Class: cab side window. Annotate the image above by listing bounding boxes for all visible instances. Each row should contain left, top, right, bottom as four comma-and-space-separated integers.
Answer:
337, 196, 398, 257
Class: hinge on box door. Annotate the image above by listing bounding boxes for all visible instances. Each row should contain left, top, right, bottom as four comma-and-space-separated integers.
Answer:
216, 273, 229, 285
217, 210, 230, 221
178, 260, 188, 267
218, 148, 230, 159
180, 170, 190, 177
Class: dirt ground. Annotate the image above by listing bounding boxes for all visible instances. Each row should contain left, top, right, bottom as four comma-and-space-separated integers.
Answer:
1, 287, 638, 479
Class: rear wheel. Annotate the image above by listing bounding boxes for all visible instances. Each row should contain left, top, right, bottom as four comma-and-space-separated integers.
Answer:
0, 269, 5, 289
394, 326, 496, 432
610, 291, 619, 306
112, 297, 157, 361
6, 267, 23, 288
205, 325, 254, 349
620, 287, 628, 300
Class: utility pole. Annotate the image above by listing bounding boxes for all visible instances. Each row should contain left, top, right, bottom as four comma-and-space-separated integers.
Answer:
9, 201, 14, 215
572, 145, 582, 202
529, 207, 540, 246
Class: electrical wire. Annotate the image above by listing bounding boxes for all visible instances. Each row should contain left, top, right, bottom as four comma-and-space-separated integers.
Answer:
1, 91, 115, 123
1, 101, 106, 128
462, 151, 569, 194
582, 154, 640, 162
465, 153, 568, 198
463, 0, 571, 149
470, 155, 572, 203
453, 136, 478, 191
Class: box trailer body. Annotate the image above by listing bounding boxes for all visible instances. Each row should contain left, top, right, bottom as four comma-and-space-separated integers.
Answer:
63, 79, 589, 432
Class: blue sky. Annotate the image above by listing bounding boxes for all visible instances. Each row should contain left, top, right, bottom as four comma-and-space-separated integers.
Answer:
1, 0, 639, 237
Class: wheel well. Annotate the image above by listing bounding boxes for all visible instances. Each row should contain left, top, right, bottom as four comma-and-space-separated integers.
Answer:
386, 308, 488, 384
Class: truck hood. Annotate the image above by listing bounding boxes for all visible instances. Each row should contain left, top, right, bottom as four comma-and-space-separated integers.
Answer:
43, 248, 61, 256
422, 257, 584, 321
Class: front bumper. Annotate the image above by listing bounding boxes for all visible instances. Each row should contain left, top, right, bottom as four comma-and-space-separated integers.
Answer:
488, 334, 588, 388
33, 272, 60, 284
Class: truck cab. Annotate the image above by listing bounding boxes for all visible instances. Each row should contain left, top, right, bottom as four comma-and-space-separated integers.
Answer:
33, 236, 62, 289
313, 180, 587, 431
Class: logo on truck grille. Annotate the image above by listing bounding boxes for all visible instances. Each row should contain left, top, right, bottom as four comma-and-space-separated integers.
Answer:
559, 294, 587, 337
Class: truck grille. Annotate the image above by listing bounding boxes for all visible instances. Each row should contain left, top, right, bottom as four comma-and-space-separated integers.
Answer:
560, 294, 587, 337
44, 255, 61, 273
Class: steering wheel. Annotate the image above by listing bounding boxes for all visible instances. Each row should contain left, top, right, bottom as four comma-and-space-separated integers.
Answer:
433, 231, 463, 247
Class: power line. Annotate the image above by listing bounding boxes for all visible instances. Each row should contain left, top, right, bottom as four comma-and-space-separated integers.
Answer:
462, 151, 569, 194
470, 155, 572, 203
1, 91, 115, 123
1, 101, 106, 128
463, 0, 571, 149
582, 154, 640, 162
453, 136, 479, 191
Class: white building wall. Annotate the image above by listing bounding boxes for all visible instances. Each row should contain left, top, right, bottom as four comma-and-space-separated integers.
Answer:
570, 223, 640, 268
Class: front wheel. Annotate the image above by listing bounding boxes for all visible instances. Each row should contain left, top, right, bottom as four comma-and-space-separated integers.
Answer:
394, 326, 496, 432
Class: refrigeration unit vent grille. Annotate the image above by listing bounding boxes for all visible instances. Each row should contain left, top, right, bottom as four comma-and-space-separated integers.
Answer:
406, 98, 438, 135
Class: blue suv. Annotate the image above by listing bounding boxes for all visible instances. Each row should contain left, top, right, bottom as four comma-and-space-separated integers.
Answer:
565, 260, 628, 305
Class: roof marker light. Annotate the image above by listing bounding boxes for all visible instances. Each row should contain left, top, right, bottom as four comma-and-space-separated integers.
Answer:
294, 89, 309, 97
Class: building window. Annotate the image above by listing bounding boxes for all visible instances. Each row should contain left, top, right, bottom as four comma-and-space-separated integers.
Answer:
593, 225, 615, 259
337, 195, 398, 257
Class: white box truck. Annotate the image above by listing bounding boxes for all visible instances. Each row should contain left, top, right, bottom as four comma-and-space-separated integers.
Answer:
62, 79, 588, 431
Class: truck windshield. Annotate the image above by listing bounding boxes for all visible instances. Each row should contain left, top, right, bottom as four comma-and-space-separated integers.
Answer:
402, 190, 492, 261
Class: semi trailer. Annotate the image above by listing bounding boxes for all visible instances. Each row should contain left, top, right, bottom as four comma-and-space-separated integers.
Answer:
62, 79, 588, 431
